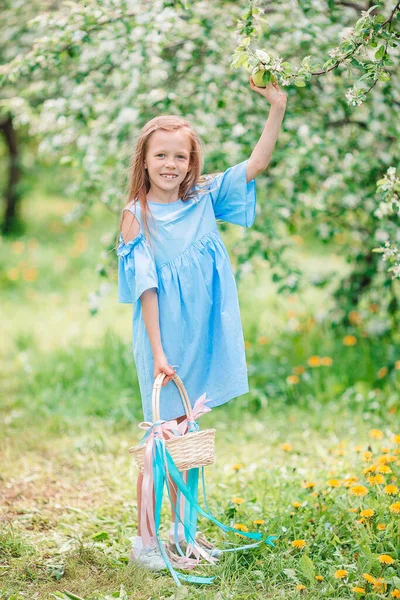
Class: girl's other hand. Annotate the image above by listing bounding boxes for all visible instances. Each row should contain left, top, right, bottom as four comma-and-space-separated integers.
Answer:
153, 352, 177, 386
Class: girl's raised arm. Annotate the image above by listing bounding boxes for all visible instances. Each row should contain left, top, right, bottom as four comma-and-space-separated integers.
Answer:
246, 78, 287, 183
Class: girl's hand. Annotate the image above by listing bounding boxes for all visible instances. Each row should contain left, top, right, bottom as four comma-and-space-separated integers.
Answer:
250, 76, 287, 108
153, 351, 177, 386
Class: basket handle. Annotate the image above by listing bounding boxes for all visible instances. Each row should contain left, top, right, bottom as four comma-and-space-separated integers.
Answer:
151, 372, 192, 422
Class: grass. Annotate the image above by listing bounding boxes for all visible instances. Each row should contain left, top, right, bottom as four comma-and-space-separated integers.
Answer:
0, 180, 399, 599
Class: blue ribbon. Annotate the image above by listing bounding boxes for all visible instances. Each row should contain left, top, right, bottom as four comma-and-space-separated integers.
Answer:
148, 437, 279, 586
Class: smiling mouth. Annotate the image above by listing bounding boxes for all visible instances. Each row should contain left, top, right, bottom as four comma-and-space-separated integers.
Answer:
160, 174, 178, 179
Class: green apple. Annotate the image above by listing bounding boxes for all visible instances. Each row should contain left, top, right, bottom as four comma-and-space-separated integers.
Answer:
252, 69, 266, 88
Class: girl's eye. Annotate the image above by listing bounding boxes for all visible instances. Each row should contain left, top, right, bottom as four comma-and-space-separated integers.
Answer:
156, 154, 186, 159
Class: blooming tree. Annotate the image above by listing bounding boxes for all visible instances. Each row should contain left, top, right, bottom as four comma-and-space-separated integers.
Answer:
1, 0, 399, 332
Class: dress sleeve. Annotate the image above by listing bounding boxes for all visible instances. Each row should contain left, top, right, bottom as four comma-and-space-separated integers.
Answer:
116, 230, 159, 304
207, 159, 257, 227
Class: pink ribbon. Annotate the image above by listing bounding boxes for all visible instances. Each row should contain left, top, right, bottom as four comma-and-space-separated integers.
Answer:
137, 419, 185, 548
183, 392, 213, 430
136, 391, 213, 549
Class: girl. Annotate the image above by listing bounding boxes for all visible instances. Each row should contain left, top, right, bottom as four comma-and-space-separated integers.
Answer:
116, 77, 287, 572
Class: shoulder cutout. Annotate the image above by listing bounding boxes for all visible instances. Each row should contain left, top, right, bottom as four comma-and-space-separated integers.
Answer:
121, 209, 141, 244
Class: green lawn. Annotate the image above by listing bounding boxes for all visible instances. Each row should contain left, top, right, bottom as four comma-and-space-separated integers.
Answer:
1, 186, 399, 599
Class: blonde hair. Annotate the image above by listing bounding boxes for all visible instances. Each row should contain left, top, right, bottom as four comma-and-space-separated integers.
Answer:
115, 114, 220, 253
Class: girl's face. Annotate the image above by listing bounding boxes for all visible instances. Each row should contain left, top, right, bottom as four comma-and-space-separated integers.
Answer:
144, 129, 192, 199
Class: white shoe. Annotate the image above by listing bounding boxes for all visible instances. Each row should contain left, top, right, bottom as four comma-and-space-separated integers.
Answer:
129, 544, 167, 572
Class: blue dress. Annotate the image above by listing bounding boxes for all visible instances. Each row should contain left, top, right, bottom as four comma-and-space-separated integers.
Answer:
117, 159, 256, 422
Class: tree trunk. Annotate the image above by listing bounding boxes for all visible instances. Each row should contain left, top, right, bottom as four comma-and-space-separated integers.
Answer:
1, 114, 21, 235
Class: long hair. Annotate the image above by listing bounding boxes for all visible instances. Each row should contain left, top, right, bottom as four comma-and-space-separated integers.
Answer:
115, 115, 220, 253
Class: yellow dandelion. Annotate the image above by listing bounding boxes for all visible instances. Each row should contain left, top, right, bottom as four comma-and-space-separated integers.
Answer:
231, 497, 245, 505
389, 501, 400, 514
292, 502, 302, 508
372, 578, 387, 593
361, 451, 373, 462
307, 355, 321, 367
372, 474, 385, 485
349, 507, 359, 513
349, 310, 362, 325
382, 454, 396, 463
315, 575, 323, 581
369, 429, 384, 439
360, 509, 374, 518
393, 434, 400, 444
257, 336, 269, 345
233, 523, 248, 532
312, 491, 319, 497
353, 445, 364, 452
291, 539, 307, 549
381, 447, 390, 453
302, 481, 316, 489
244, 341, 251, 349
321, 356, 333, 366
349, 485, 368, 497
384, 484, 398, 495
377, 367, 388, 379
378, 554, 394, 565
395, 362, 400, 370
362, 573, 376, 584
376, 455, 387, 465
253, 519, 265, 525
343, 335, 357, 346
377, 523, 386, 530
352, 587, 366, 595
281, 443, 293, 451
342, 476, 359, 487
292, 365, 305, 375
391, 589, 400, 598
363, 465, 376, 474
296, 584, 306, 590
335, 569, 348, 579
376, 465, 392, 474
231, 463, 243, 471
327, 479, 341, 488
7, 267, 20, 281
286, 375, 299, 385
11, 240, 24, 254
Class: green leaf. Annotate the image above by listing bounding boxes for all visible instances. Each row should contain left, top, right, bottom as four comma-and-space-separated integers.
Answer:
378, 71, 390, 82
375, 45, 385, 60
299, 554, 316, 585
91, 531, 109, 541
392, 576, 400, 588
283, 568, 299, 582
294, 77, 306, 87
231, 51, 249, 69
375, 14, 385, 23
62, 592, 87, 600
263, 70, 271, 84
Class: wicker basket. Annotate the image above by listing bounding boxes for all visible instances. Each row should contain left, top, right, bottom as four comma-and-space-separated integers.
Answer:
129, 372, 216, 473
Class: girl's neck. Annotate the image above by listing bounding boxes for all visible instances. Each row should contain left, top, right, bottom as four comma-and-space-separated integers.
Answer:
146, 184, 181, 205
